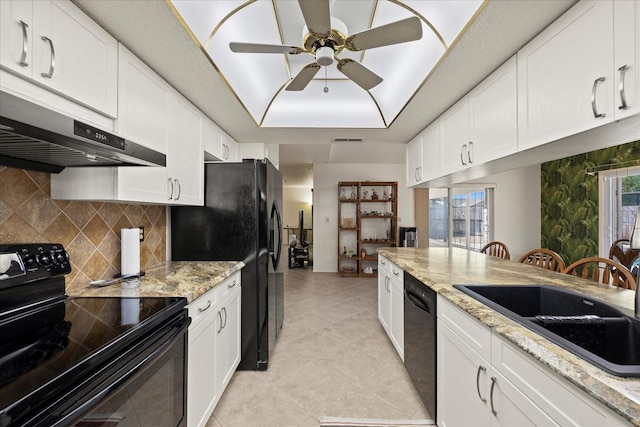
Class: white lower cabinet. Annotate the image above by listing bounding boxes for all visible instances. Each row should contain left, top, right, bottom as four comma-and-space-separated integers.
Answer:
437, 296, 627, 427
187, 272, 241, 427
377, 255, 404, 359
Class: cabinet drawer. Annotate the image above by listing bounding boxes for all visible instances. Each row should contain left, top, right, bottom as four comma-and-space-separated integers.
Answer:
218, 271, 241, 303
492, 334, 626, 426
437, 296, 492, 361
188, 286, 220, 327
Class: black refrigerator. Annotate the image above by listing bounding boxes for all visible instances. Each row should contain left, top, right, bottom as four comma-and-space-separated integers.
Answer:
171, 159, 284, 370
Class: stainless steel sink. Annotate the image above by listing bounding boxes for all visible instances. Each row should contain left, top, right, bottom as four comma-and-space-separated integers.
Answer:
454, 284, 640, 377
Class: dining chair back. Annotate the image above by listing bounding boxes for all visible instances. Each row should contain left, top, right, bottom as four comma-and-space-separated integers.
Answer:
518, 248, 566, 272
562, 257, 636, 290
480, 241, 510, 260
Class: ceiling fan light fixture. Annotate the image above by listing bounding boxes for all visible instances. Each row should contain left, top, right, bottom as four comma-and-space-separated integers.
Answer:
316, 46, 334, 66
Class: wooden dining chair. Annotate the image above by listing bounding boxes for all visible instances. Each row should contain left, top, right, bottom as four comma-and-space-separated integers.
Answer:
562, 257, 636, 290
480, 241, 510, 260
518, 248, 566, 272
608, 238, 640, 269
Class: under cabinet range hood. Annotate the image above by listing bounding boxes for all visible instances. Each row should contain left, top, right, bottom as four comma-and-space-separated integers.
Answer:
0, 92, 166, 173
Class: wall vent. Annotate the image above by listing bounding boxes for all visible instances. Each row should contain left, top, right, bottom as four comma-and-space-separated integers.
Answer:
333, 137, 363, 144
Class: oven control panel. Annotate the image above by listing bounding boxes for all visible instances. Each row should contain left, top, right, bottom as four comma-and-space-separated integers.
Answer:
0, 243, 71, 283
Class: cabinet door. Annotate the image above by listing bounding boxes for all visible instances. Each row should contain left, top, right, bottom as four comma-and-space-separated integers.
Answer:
377, 258, 391, 333
32, 0, 117, 117
117, 44, 171, 153
440, 96, 470, 175
490, 370, 557, 427
517, 0, 614, 151
469, 56, 518, 163
188, 308, 218, 427
0, 0, 33, 78
614, 0, 640, 120
406, 135, 423, 187
437, 320, 491, 427
420, 120, 441, 182
389, 273, 404, 360
204, 118, 224, 160
216, 286, 241, 393
170, 96, 204, 205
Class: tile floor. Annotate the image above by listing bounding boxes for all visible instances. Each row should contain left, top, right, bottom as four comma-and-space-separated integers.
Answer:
207, 266, 431, 427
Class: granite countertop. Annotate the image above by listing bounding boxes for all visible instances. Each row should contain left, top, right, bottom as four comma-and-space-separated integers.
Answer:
67, 261, 245, 304
378, 247, 640, 426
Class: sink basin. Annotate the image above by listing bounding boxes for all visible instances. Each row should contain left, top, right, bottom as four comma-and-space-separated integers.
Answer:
454, 284, 640, 377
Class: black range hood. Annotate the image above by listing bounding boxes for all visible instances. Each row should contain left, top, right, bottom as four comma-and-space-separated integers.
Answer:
0, 92, 166, 173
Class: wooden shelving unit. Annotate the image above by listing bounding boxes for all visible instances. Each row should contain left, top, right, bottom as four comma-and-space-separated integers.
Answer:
338, 181, 398, 277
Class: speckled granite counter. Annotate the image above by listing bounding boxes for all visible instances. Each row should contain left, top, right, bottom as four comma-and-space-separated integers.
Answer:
378, 247, 640, 426
67, 261, 245, 304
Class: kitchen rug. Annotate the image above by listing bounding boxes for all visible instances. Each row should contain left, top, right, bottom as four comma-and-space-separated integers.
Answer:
319, 417, 436, 427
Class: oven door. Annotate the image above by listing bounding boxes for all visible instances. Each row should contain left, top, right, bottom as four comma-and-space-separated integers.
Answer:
31, 314, 190, 427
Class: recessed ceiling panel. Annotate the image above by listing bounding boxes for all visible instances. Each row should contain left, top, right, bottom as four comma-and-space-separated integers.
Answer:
169, 0, 485, 129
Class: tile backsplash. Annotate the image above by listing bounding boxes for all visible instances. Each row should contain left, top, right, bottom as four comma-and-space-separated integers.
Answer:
0, 166, 166, 292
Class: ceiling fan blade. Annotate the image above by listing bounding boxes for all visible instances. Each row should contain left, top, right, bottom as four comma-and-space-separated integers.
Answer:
345, 16, 423, 51
298, 0, 331, 35
337, 59, 383, 90
286, 63, 321, 91
229, 42, 304, 55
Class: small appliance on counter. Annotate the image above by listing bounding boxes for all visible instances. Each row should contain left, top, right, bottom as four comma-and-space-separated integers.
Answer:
399, 226, 418, 247
0, 243, 190, 427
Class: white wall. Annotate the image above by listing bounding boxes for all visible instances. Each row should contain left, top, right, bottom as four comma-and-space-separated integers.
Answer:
312, 163, 414, 272
472, 165, 541, 260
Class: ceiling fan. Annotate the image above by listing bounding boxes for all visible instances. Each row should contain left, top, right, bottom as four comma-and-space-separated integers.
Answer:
229, 0, 423, 91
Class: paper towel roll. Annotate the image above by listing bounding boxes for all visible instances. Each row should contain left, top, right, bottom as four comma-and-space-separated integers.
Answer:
121, 228, 140, 276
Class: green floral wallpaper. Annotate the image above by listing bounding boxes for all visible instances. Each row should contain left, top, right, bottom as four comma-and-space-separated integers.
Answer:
541, 140, 640, 266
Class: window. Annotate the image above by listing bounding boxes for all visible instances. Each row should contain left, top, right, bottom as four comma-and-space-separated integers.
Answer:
599, 167, 640, 256
429, 188, 493, 250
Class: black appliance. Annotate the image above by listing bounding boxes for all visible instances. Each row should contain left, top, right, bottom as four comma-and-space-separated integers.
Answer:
171, 159, 284, 370
0, 243, 190, 427
399, 226, 418, 247
404, 271, 437, 420
0, 92, 166, 173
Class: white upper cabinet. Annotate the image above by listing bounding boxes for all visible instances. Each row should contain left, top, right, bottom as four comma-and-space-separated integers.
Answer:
204, 118, 238, 162
613, 0, 640, 120
117, 44, 171, 153
406, 135, 423, 187
421, 119, 442, 183
468, 56, 518, 165
0, 0, 117, 118
170, 95, 204, 205
517, 0, 614, 151
440, 96, 470, 176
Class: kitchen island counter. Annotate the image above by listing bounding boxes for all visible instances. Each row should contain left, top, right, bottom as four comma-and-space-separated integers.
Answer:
379, 247, 640, 426
67, 261, 245, 303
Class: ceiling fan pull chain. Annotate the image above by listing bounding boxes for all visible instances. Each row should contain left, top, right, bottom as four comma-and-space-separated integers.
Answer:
323, 67, 329, 93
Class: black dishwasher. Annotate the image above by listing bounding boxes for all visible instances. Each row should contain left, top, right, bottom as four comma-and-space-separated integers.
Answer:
404, 272, 437, 420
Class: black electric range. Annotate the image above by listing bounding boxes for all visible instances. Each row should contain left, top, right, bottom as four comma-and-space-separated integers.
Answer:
0, 243, 190, 427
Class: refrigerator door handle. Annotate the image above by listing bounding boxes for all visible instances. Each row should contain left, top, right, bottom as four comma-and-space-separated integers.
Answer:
270, 201, 282, 269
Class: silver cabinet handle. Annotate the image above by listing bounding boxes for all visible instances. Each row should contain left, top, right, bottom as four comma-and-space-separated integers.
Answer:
217, 310, 223, 333
618, 65, 629, 110
222, 306, 227, 329
414, 166, 419, 182
476, 365, 487, 403
460, 144, 467, 166
418, 166, 422, 181
392, 268, 400, 276
381, 259, 386, 265
198, 300, 212, 314
40, 36, 55, 79
468, 141, 473, 164
168, 178, 174, 200
227, 278, 238, 289
18, 20, 29, 67
591, 77, 606, 118
174, 178, 181, 200
489, 376, 498, 416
